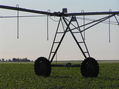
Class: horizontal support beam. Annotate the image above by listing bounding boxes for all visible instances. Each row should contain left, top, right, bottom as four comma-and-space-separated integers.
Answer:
0, 5, 53, 16
0, 5, 119, 16
51, 64, 80, 67
66, 11, 119, 16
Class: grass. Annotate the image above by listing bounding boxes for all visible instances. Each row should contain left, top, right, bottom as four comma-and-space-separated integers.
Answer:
0, 62, 119, 89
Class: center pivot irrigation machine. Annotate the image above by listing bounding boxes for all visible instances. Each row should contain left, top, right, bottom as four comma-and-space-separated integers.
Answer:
0, 5, 119, 77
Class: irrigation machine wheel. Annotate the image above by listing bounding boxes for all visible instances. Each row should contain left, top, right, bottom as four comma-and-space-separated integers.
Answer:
34, 57, 51, 77
81, 57, 99, 77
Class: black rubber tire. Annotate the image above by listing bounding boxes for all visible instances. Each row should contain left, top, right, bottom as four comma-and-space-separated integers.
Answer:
81, 57, 99, 77
34, 57, 51, 77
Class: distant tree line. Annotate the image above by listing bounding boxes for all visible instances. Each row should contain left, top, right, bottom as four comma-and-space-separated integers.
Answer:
0, 58, 32, 62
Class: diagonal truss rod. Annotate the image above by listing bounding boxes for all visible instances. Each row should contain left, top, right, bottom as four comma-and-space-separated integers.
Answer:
50, 17, 72, 62
65, 14, 115, 33
114, 15, 119, 25
48, 17, 62, 61
80, 14, 115, 32
63, 17, 89, 58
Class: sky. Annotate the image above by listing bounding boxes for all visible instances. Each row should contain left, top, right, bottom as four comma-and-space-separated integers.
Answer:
0, 0, 119, 61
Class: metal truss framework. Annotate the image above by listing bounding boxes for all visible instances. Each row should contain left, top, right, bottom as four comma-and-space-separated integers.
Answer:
48, 14, 116, 62
0, 5, 119, 62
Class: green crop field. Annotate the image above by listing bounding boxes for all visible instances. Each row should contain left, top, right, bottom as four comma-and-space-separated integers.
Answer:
0, 62, 119, 89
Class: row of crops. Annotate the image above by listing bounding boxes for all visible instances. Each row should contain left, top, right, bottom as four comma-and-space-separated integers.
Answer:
0, 62, 119, 89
